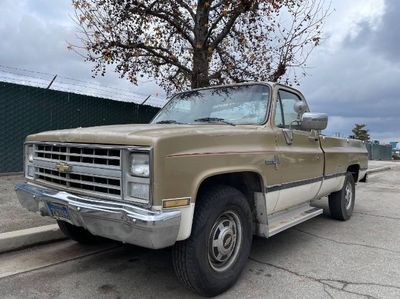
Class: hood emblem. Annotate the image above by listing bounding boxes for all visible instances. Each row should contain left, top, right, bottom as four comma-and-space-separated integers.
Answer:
55, 162, 72, 173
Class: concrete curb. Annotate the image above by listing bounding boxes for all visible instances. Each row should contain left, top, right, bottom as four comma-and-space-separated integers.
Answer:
0, 224, 65, 254
366, 166, 392, 174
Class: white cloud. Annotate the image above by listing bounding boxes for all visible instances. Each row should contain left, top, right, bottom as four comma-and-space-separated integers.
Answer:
322, 0, 385, 51
301, 0, 400, 142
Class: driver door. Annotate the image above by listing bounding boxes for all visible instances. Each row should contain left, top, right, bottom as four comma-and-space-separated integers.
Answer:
271, 89, 324, 213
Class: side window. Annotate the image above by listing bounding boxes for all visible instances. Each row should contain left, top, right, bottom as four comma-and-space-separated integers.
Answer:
276, 90, 307, 130
274, 98, 284, 128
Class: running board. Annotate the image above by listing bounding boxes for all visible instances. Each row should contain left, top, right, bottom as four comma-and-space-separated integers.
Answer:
267, 204, 323, 237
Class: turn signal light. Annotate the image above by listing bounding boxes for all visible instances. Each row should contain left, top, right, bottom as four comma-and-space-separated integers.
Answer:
162, 198, 190, 209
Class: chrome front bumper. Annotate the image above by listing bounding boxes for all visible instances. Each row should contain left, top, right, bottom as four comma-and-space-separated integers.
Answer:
15, 183, 181, 249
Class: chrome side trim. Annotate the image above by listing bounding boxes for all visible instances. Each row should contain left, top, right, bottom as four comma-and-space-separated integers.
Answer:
266, 172, 346, 193
15, 183, 180, 249
266, 176, 323, 193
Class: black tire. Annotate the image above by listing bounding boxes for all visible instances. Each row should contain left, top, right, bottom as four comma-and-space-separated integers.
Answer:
172, 185, 253, 297
329, 173, 355, 221
57, 220, 103, 244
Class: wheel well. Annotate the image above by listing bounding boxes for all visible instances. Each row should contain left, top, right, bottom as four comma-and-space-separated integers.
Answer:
347, 164, 360, 182
197, 172, 264, 217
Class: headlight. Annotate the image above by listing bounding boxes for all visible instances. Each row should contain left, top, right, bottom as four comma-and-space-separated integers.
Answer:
128, 182, 150, 200
130, 153, 150, 177
123, 150, 152, 204
26, 145, 34, 162
25, 144, 34, 179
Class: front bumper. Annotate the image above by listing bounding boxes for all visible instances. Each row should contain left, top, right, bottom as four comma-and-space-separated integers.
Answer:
15, 183, 181, 249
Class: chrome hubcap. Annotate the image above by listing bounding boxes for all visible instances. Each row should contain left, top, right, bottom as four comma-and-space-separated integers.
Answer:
208, 210, 242, 272
345, 182, 353, 210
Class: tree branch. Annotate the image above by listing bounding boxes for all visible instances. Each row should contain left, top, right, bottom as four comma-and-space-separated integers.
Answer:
210, 9, 242, 48
129, 1, 195, 47
111, 41, 192, 75
175, 0, 196, 20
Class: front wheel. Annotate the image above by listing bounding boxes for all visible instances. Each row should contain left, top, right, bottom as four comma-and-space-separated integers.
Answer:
172, 185, 253, 297
329, 173, 355, 220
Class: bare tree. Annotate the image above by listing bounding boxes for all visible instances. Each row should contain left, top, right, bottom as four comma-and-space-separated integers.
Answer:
70, 0, 329, 93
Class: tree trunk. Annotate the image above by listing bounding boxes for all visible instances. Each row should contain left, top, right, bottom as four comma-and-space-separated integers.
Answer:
270, 62, 286, 82
192, 49, 209, 89
191, 0, 210, 89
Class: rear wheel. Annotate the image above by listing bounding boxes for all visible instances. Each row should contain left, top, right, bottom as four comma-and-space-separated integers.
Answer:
57, 220, 103, 244
329, 173, 355, 220
172, 185, 253, 297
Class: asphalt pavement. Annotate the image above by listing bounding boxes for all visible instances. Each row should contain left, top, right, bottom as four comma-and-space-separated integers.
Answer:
0, 175, 54, 233
0, 167, 399, 298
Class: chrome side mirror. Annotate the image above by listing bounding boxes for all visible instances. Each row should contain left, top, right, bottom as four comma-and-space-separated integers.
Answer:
288, 101, 308, 131
294, 101, 308, 115
301, 112, 328, 131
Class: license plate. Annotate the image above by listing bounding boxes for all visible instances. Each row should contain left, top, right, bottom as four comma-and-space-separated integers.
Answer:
47, 203, 70, 221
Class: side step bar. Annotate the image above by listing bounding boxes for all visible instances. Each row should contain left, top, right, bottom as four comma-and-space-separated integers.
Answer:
267, 204, 323, 237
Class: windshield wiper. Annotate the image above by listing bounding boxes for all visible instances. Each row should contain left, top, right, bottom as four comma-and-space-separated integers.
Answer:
194, 117, 236, 126
156, 120, 184, 124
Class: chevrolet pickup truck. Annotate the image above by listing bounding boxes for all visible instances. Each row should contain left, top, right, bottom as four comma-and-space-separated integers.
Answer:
16, 82, 368, 296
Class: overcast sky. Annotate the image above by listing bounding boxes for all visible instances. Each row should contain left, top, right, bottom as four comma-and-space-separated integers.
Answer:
0, 0, 398, 142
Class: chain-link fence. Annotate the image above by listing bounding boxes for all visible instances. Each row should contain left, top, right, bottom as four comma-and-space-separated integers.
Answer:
366, 143, 393, 161
0, 81, 160, 173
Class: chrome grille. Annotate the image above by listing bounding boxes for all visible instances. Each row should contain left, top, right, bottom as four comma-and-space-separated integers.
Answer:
31, 143, 122, 199
36, 144, 120, 167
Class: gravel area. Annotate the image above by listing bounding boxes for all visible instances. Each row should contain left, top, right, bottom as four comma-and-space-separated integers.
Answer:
0, 175, 54, 233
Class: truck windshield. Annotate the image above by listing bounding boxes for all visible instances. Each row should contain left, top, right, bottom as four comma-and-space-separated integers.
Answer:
152, 84, 270, 125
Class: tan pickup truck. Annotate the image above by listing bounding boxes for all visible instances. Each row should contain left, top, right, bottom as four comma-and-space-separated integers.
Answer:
16, 82, 368, 296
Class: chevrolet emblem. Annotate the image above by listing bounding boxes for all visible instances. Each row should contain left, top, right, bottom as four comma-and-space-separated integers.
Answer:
55, 162, 72, 173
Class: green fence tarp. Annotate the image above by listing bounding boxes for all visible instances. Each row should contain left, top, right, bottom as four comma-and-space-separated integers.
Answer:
0, 82, 159, 173
366, 143, 392, 161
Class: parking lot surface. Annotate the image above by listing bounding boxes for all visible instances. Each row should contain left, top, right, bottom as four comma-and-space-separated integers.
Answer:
0, 168, 399, 298
0, 175, 54, 233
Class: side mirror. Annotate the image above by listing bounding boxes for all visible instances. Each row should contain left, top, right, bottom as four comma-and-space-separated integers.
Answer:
294, 101, 308, 115
301, 112, 328, 131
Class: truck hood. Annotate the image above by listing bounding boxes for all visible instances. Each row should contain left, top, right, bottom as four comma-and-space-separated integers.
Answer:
26, 123, 260, 146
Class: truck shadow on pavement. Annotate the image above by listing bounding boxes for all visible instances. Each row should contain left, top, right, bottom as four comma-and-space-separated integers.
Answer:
73, 212, 340, 298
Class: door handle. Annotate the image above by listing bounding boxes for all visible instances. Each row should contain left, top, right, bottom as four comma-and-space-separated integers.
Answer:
282, 129, 293, 145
